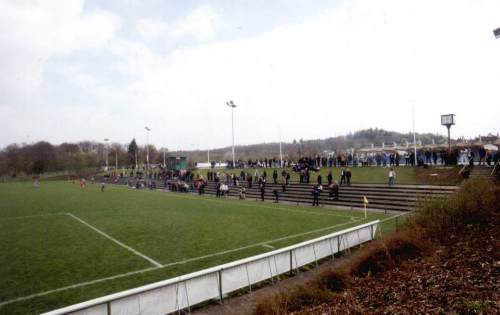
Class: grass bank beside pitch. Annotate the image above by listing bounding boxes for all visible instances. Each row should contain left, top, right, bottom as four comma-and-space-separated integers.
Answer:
0, 181, 391, 314
194, 166, 461, 186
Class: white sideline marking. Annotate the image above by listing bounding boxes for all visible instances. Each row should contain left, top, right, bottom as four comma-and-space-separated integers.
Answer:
160, 217, 365, 268
262, 244, 275, 249
0, 218, 365, 307
379, 211, 410, 223
0, 213, 65, 221
66, 213, 163, 268
0, 267, 159, 307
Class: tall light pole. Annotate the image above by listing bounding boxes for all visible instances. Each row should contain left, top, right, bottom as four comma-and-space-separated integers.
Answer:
163, 148, 166, 168
279, 141, 283, 168
441, 114, 456, 153
412, 107, 417, 166
278, 125, 283, 168
226, 101, 237, 168
145, 126, 151, 169
104, 138, 109, 171
115, 146, 118, 171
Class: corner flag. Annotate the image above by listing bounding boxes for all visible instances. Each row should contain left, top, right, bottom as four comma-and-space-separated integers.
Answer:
363, 196, 369, 219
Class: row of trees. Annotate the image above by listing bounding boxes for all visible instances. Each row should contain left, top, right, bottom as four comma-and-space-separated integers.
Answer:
0, 129, 450, 177
180, 129, 448, 163
0, 139, 167, 177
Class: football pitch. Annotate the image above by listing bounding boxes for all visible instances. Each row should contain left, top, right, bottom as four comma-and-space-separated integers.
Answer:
0, 181, 393, 314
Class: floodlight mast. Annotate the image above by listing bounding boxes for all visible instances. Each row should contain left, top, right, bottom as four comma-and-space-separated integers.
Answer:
226, 101, 237, 168
493, 27, 500, 38
104, 138, 109, 171
163, 148, 166, 168
412, 108, 417, 166
441, 114, 455, 153
279, 141, 283, 168
145, 126, 151, 169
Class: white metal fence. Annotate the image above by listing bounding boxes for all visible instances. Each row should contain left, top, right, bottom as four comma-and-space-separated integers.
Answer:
42, 220, 379, 315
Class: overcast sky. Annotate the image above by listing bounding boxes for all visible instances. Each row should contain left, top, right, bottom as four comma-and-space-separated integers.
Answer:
1, 0, 500, 150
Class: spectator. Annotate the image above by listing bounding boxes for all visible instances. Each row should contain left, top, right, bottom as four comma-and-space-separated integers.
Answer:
260, 181, 265, 201
239, 187, 246, 199
340, 168, 346, 185
312, 185, 320, 207
327, 171, 333, 186
329, 180, 339, 200
273, 189, 279, 203
216, 182, 221, 198
388, 167, 396, 187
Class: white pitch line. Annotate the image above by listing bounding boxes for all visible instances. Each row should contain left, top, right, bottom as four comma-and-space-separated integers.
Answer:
379, 211, 411, 223
262, 244, 275, 249
160, 217, 365, 268
0, 217, 366, 307
66, 213, 162, 268
0, 266, 159, 307
0, 213, 66, 221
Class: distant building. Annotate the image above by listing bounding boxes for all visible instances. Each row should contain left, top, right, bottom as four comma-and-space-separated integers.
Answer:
167, 156, 188, 171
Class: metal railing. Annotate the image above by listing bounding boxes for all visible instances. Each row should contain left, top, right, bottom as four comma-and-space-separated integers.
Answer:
42, 220, 379, 315
491, 159, 500, 177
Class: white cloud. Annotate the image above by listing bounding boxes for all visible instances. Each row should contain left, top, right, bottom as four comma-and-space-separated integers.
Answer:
2, 0, 500, 149
121, 0, 500, 149
0, 0, 119, 55
136, 5, 219, 41
136, 19, 169, 40
0, 0, 120, 105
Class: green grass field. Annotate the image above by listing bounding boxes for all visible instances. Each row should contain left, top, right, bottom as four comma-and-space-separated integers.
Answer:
0, 181, 396, 314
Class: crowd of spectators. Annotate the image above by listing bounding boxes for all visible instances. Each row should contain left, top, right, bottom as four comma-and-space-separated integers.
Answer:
219, 146, 499, 170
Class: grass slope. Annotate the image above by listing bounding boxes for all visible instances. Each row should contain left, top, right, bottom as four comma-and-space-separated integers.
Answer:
195, 166, 461, 185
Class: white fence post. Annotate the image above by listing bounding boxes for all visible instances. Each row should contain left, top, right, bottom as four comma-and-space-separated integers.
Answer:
218, 270, 223, 303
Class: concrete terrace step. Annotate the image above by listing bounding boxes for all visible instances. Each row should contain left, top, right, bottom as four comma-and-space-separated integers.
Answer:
102, 177, 457, 212
205, 182, 455, 199
201, 189, 415, 212
212, 183, 453, 195
217, 181, 458, 192
202, 187, 427, 209
204, 186, 428, 202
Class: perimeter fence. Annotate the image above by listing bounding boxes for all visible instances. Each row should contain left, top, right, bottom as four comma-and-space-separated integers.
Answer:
43, 220, 380, 315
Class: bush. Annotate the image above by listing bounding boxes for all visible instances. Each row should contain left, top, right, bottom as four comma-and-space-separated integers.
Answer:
413, 178, 500, 240
253, 179, 499, 315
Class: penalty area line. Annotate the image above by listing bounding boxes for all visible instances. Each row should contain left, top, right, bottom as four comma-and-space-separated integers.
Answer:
0, 213, 66, 221
66, 213, 162, 268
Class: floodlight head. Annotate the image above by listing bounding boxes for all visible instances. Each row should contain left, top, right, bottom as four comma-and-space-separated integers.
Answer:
494, 27, 500, 38
145, 126, 151, 131
226, 100, 236, 108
